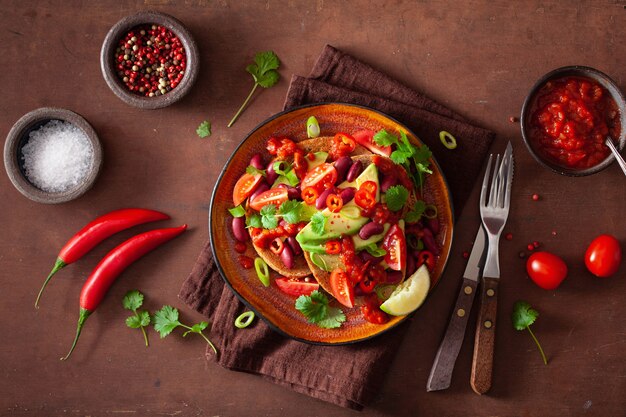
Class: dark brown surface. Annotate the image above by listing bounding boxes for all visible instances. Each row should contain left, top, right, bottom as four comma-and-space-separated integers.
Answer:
471, 277, 500, 395
1, 1, 625, 416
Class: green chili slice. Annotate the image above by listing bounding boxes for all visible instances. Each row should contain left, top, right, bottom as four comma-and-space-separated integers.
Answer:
439, 131, 457, 149
273, 161, 292, 176
254, 257, 270, 287
235, 311, 256, 328
228, 205, 246, 218
307, 116, 320, 138
424, 204, 438, 219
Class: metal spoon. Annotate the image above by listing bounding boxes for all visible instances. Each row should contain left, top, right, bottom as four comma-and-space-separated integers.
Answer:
605, 137, 626, 176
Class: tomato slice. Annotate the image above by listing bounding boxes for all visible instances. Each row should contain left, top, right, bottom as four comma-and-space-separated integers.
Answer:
330, 268, 355, 308
326, 194, 343, 213
301, 163, 338, 192
382, 224, 407, 271
353, 129, 392, 157
355, 189, 376, 209
249, 188, 288, 211
275, 276, 319, 297
233, 173, 263, 206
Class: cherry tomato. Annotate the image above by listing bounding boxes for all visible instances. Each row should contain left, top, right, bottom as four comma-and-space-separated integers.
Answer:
301, 163, 338, 192
360, 180, 378, 196
325, 240, 341, 255
275, 276, 319, 297
416, 250, 436, 271
330, 268, 355, 308
326, 194, 343, 213
301, 186, 319, 205
352, 129, 392, 157
584, 234, 622, 278
330, 132, 356, 159
526, 251, 568, 290
269, 237, 284, 255
249, 188, 288, 211
232, 173, 263, 206
383, 224, 407, 271
361, 294, 389, 324
355, 189, 376, 209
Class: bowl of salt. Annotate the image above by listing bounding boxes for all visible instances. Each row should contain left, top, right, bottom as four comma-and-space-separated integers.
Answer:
4, 107, 103, 204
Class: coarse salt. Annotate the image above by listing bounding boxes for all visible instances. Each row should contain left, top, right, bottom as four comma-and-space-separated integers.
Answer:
21, 120, 94, 193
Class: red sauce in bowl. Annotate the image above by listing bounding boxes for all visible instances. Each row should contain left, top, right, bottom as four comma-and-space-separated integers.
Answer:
527, 76, 621, 169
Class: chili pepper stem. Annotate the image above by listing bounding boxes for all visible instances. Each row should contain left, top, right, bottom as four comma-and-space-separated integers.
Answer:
227, 83, 259, 128
526, 325, 548, 365
35, 258, 66, 308
60, 308, 91, 361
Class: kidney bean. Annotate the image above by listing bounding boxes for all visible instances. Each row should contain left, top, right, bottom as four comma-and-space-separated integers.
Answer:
380, 174, 397, 193
231, 217, 248, 242
286, 237, 302, 256
316, 188, 335, 209
277, 184, 300, 200
422, 227, 440, 256
359, 221, 384, 240
359, 250, 384, 265
405, 224, 423, 236
280, 244, 294, 269
339, 187, 356, 204
346, 160, 363, 182
427, 218, 440, 235
249, 153, 265, 170
266, 161, 278, 184
249, 182, 269, 203
333, 156, 352, 183
386, 271, 403, 284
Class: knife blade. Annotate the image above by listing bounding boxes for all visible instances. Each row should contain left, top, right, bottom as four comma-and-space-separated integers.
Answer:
426, 226, 486, 391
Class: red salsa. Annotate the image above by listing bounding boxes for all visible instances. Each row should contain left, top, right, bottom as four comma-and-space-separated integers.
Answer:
528, 76, 621, 169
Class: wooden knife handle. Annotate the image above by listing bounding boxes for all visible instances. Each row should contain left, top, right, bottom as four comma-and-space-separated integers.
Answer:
426, 277, 479, 391
470, 277, 499, 395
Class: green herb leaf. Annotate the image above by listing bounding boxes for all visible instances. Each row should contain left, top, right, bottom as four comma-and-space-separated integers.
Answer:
228, 205, 246, 218
153, 305, 181, 338
260, 204, 278, 229
138, 310, 151, 327
246, 166, 266, 177
373, 130, 399, 146
295, 290, 345, 329
196, 120, 211, 138
385, 185, 409, 211
273, 161, 292, 176
317, 307, 347, 329
310, 212, 327, 235
246, 213, 263, 229
512, 301, 539, 330
280, 200, 302, 224
363, 244, 387, 258
123, 290, 144, 311
126, 315, 143, 329
404, 200, 427, 223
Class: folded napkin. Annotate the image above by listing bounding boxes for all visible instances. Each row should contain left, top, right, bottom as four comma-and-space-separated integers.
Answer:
179, 45, 495, 410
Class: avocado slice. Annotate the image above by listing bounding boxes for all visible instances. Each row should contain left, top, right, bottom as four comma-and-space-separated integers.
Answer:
296, 201, 369, 245
307, 151, 328, 171
353, 223, 390, 251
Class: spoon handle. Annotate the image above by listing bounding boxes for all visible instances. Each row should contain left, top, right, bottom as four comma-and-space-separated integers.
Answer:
605, 138, 626, 176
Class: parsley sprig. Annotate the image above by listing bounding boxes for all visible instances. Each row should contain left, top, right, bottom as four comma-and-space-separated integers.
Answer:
251, 201, 302, 229
512, 301, 547, 365
153, 305, 218, 355
295, 290, 346, 329
123, 290, 151, 347
228, 51, 281, 127
374, 130, 432, 193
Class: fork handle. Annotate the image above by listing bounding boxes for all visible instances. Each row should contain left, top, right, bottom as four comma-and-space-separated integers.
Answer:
470, 276, 499, 395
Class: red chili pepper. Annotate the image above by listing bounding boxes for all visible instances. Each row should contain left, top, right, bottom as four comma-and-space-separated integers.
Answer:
36, 208, 169, 308
61, 225, 187, 361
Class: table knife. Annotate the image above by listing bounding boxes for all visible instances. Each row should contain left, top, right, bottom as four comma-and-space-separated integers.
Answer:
426, 226, 486, 392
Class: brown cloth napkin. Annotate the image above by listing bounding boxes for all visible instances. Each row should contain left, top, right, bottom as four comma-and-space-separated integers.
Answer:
179, 45, 495, 410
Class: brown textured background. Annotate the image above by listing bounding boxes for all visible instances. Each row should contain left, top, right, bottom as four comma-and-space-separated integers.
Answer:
1, 1, 625, 416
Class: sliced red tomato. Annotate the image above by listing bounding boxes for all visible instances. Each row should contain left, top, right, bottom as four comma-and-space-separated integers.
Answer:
383, 224, 407, 271
233, 173, 263, 206
249, 188, 288, 211
275, 276, 319, 297
353, 129, 392, 157
301, 163, 338, 192
330, 268, 355, 308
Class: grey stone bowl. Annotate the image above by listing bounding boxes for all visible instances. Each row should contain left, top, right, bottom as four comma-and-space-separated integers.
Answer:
100, 10, 199, 109
4, 107, 103, 204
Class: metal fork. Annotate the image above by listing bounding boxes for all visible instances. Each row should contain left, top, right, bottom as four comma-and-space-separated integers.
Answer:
470, 141, 514, 395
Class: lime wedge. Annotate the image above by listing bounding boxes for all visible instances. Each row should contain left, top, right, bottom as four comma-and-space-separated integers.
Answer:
380, 265, 430, 316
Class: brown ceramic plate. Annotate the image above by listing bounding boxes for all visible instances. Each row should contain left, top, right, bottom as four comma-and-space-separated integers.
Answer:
209, 103, 454, 344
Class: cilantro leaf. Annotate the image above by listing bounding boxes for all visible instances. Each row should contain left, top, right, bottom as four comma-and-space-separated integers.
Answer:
246, 166, 266, 177
512, 301, 547, 365
363, 244, 387, 258
123, 290, 144, 311
228, 205, 246, 218
385, 185, 409, 211
126, 315, 143, 329
138, 310, 151, 327
405, 200, 426, 223
152, 306, 218, 355
280, 200, 302, 224
295, 290, 345, 329
228, 51, 281, 127
373, 130, 399, 146
260, 204, 278, 229
310, 212, 327, 235
196, 120, 211, 138
183, 321, 209, 337
246, 213, 263, 229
